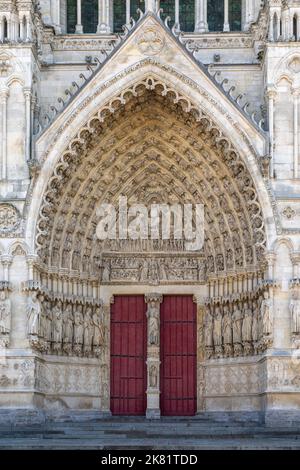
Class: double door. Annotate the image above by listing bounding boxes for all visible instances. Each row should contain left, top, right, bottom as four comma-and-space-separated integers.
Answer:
110, 295, 197, 416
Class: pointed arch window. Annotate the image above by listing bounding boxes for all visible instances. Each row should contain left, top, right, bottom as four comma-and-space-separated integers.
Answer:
208, 0, 241, 32
293, 14, 298, 40
179, 0, 195, 32
113, 0, 126, 32
160, 0, 195, 32
67, 0, 77, 33
131, 1, 145, 22
67, 0, 98, 34
82, 0, 98, 33
229, 0, 241, 31
207, 0, 224, 31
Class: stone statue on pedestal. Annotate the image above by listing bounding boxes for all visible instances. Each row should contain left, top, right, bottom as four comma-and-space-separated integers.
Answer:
147, 300, 159, 346
261, 290, 273, 336
27, 291, 41, 336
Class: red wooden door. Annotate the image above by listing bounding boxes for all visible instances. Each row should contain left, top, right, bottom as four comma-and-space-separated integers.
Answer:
110, 295, 147, 415
160, 295, 197, 416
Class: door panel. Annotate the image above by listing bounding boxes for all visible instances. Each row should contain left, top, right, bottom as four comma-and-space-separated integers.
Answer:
160, 295, 197, 416
110, 295, 147, 415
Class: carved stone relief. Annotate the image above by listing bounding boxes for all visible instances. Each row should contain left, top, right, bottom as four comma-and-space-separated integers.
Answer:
204, 285, 274, 360
0, 204, 21, 236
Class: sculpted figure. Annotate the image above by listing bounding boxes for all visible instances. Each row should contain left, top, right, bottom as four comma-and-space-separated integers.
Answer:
92, 306, 105, 350
27, 291, 41, 336
52, 300, 63, 354
204, 305, 214, 357
83, 306, 93, 356
38, 294, 47, 340
242, 300, 253, 355
0, 290, 11, 335
44, 300, 52, 343
222, 304, 232, 357
148, 259, 159, 284
102, 261, 111, 282
42, 299, 52, 352
251, 300, 260, 354
74, 305, 84, 355
261, 290, 273, 336
147, 300, 159, 346
213, 306, 223, 357
242, 301, 253, 342
149, 364, 158, 388
63, 303, 73, 354
290, 291, 300, 335
232, 301, 243, 356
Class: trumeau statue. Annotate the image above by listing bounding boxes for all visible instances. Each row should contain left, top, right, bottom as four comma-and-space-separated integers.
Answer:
149, 364, 158, 388
147, 299, 159, 346
0, 290, 11, 336
290, 291, 300, 335
261, 290, 273, 336
27, 291, 41, 336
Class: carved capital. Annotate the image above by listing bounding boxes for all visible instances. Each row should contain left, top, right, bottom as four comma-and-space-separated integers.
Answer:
145, 293, 163, 304
266, 87, 277, 101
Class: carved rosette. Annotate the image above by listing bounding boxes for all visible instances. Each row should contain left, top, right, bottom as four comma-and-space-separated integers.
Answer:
0, 204, 21, 237
145, 293, 163, 419
137, 26, 165, 56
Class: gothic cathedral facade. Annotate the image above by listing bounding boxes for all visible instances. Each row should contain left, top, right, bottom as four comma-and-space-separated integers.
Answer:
0, 0, 300, 424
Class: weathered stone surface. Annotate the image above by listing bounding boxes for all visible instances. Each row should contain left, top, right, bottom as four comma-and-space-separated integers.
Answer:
0, 1, 300, 425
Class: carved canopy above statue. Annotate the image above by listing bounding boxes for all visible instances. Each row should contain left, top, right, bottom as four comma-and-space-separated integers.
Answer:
35, 78, 266, 282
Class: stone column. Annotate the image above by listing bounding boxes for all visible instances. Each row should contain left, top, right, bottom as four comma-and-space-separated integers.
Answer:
126, 0, 131, 25
0, 17, 3, 41
291, 253, 300, 279
195, 0, 208, 32
75, 0, 83, 33
97, 0, 110, 33
292, 89, 299, 179
19, 15, 24, 40
0, 87, 9, 181
26, 15, 31, 41
244, 0, 254, 31
51, 0, 62, 34
175, 0, 180, 29
7, 18, 11, 40
145, 293, 163, 419
24, 88, 31, 163
267, 87, 277, 178
1, 255, 12, 283
223, 0, 230, 32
